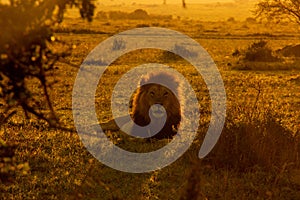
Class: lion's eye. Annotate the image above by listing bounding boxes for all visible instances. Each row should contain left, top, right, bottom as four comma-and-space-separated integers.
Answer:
163, 92, 168, 97
150, 91, 155, 97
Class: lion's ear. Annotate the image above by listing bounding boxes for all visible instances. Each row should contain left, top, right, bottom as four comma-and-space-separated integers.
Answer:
139, 75, 148, 86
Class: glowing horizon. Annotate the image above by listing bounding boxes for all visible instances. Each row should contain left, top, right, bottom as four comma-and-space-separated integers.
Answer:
98, 0, 238, 5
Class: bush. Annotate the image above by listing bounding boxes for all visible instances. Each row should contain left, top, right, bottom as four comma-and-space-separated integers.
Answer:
0, 0, 95, 127
244, 40, 280, 62
227, 17, 235, 22
277, 44, 300, 58
129, 9, 149, 20
232, 40, 289, 70
0, 2, 61, 126
161, 44, 198, 62
245, 17, 257, 23
0, 0, 96, 187
96, 11, 108, 20
204, 82, 299, 170
102, 10, 172, 21
180, 80, 300, 199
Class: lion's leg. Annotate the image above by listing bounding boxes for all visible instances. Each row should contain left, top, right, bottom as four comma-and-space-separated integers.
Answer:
100, 116, 131, 131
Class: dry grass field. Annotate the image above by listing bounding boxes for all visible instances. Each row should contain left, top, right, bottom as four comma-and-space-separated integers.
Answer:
1, 2, 300, 200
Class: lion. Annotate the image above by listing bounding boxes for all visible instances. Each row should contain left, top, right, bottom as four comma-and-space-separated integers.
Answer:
101, 71, 183, 140
130, 71, 182, 139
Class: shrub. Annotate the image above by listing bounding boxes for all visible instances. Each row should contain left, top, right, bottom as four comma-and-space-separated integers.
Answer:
0, 0, 95, 127
245, 17, 257, 23
232, 40, 289, 70
129, 9, 149, 20
0, 0, 96, 188
161, 44, 198, 62
244, 40, 280, 62
277, 44, 300, 58
180, 80, 300, 199
112, 38, 126, 51
227, 17, 235, 22
204, 83, 299, 170
96, 11, 108, 20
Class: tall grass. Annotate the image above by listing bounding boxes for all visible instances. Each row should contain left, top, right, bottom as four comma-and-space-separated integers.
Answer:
1, 17, 300, 200
180, 81, 300, 199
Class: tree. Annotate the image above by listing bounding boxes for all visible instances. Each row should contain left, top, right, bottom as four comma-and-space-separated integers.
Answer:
0, 1, 97, 183
0, 0, 95, 127
254, 0, 300, 24
183, 0, 186, 8
163, 0, 186, 8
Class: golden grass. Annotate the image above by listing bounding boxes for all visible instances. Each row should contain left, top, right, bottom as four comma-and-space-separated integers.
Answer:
1, 16, 300, 199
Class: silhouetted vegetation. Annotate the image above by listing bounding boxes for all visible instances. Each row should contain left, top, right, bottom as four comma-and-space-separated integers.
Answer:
255, 0, 300, 24
0, 0, 95, 127
231, 40, 296, 70
277, 44, 300, 58
96, 9, 172, 21
0, 0, 95, 189
243, 40, 280, 62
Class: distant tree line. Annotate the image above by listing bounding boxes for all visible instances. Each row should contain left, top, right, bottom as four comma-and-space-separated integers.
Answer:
96, 9, 172, 20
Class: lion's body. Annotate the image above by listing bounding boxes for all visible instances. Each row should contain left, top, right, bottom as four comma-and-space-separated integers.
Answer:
131, 72, 182, 139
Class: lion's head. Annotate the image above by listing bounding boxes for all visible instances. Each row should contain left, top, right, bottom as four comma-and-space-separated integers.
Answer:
131, 71, 182, 139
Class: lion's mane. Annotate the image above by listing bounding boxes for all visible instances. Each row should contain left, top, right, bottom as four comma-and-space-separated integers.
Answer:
131, 71, 183, 139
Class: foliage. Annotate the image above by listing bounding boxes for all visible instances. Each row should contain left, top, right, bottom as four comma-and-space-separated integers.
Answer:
254, 0, 300, 24
243, 40, 280, 62
181, 75, 300, 199
231, 40, 290, 70
208, 83, 299, 170
245, 17, 257, 23
97, 9, 172, 21
0, 0, 95, 126
277, 44, 300, 57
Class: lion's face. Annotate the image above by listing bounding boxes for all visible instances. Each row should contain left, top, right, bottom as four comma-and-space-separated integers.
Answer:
132, 83, 180, 127
145, 84, 173, 118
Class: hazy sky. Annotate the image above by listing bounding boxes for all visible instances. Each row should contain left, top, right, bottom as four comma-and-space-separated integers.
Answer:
0, 0, 255, 5
99, 0, 237, 5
